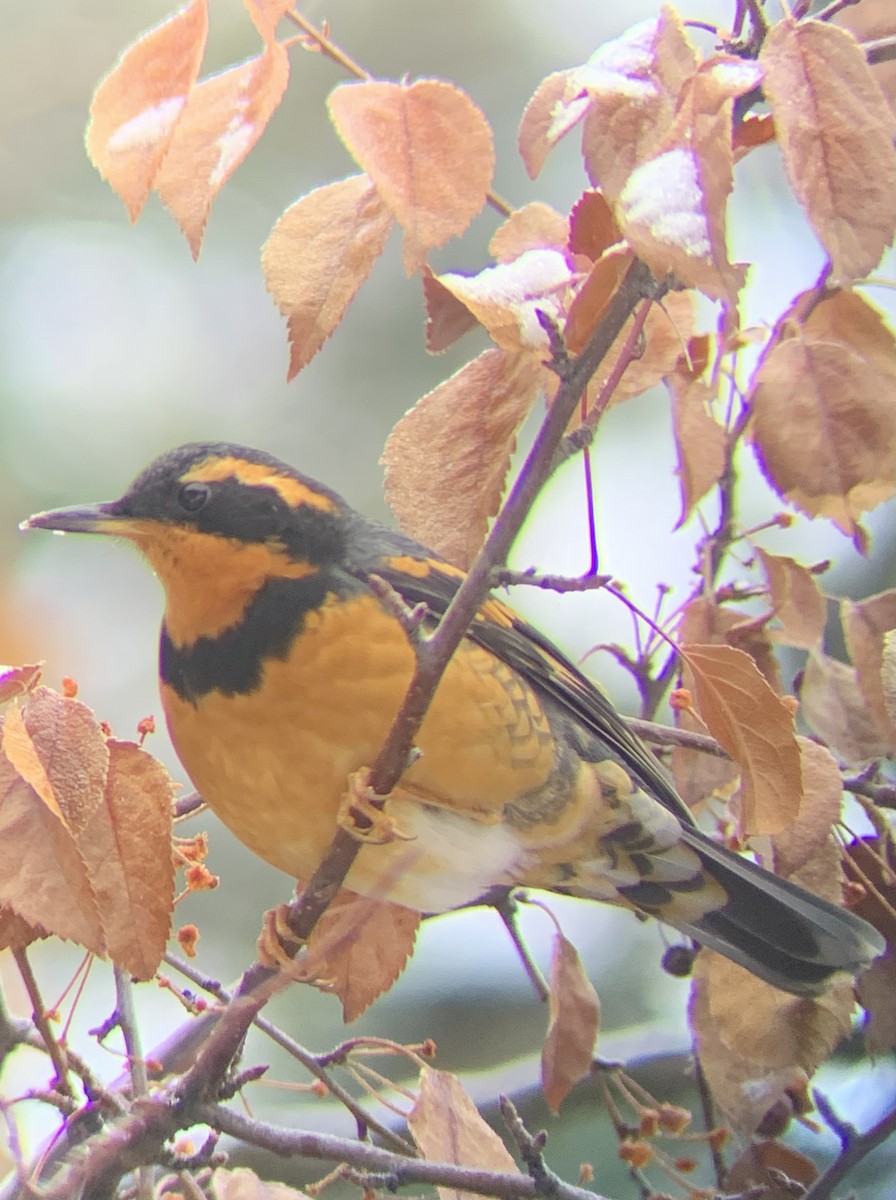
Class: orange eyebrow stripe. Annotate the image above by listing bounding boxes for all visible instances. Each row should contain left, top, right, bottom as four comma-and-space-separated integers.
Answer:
182, 456, 336, 512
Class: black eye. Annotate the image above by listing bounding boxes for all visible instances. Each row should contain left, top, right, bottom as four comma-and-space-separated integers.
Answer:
177, 482, 210, 513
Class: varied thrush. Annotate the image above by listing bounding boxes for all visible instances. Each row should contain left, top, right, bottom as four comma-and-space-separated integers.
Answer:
24, 442, 883, 994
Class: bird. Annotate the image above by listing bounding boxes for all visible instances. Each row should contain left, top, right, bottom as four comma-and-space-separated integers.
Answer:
23, 441, 883, 996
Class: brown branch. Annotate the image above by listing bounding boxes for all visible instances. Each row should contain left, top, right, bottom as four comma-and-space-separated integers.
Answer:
804, 1096, 896, 1200
11, 950, 72, 1100
491, 568, 613, 594
624, 717, 729, 758
279, 257, 659, 948
196, 1102, 606, 1200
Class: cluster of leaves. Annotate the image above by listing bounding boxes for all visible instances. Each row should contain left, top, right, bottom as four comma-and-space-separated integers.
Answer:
5, 0, 896, 1198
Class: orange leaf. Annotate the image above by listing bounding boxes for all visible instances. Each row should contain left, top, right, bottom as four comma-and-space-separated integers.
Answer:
567, 190, 623, 260
262, 175, 393, 378
618, 56, 759, 304
382, 349, 542, 568
303, 893, 419, 1022
4, 687, 109, 832
682, 643, 801, 835
749, 291, 896, 538
517, 69, 585, 179
86, 0, 209, 220
155, 43, 290, 257
541, 933, 600, 1113
328, 79, 494, 275
755, 549, 826, 650
408, 1067, 519, 1200
242, 0, 294, 43
800, 650, 894, 763
564, 247, 633, 356
668, 370, 727, 526
77, 739, 175, 980
595, 290, 696, 405
435, 250, 574, 353
489, 202, 568, 263
578, 7, 698, 201
0, 664, 43, 705
772, 738, 844, 879
761, 19, 896, 283
842, 590, 896, 747
0, 711, 103, 953
422, 268, 480, 353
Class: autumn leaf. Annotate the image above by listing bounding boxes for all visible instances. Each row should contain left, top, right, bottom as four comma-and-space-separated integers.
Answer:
724, 1143, 818, 1196
587, 290, 696, 407
517, 69, 586, 179
761, 18, 896, 283
302, 892, 419, 1021
77, 739, 175, 981
541, 933, 600, 1113
382, 349, 542, 568
262, 176, 393, 379
577, 7, 698, 200
668, 369, 727, 526
842, 590, 896, 748
0, 664, 43, 705
755, 549, 826, 650
328, 79, 494, 275
154, 43, 290, 257
422, 268, 481, 353
682, 643, 801, 835
408, 1067, 519, 1200
749, 290, 896, 540
489, 202, 568, 262
86, 0, 209, 220
772, 738, 844, 879
691, 940, 854, 1131
844, 838, 896, 1053
564, 247, 633, 357
799, 650, 894, 763
434, 250, 574, 353
567, 190, 623, 260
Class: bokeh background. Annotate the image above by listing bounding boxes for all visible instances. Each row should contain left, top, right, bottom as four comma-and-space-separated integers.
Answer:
2, 0, 896, 1194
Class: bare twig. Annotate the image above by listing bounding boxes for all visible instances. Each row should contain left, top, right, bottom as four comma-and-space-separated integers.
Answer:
804, 1097, 896, 1200
490, 568, 613, 595
197, 1102, 606, 1200
492, 891, 550, 1003
12, 950, 72, 1100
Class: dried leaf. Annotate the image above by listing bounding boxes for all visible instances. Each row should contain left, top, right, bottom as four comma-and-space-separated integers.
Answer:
86, 0, 209, 219
689, 961, 809, 1134
668, 370, 727, 526
800, 651, 893, 762
383, 349, 542, 568
409, 1067, 519, 1200
568, 190, 623, 260
761, 19, 896, 283
618, 56, 759, 304
883, 629, 896, 729
682, 643, 801, 836
755, 549, 826, 650
541, 933, 600, 1113
435, 250, 574, 353
733, 113, 776, 161
0, 907, 40, 953
328, 79, 494, 275
772, 738, 843, 879
303, 893, 419, 1021
77, 740, 175, 980
564, 247, 633, 356
842, 590, 896, 746
691, 945, 854, 1129
724, 1142, 818, 1196
0, 717, 103, 953
422, 268, 480, 354
489, 202, 568, 262
211, 1165, 311, 1199
4, 688, 109, 833
749, 290, 896, 538
155, 43, 290, 257
578, 7, 698, 200
518, 69, 584, 179
0, 664, 43, 704
262, 176, 393, 379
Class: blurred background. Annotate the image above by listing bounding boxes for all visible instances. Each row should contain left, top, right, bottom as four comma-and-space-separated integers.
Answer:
2, 0, 896, 1194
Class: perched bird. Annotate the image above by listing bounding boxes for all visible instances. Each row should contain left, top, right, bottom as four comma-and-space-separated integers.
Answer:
24, 442, 883, 995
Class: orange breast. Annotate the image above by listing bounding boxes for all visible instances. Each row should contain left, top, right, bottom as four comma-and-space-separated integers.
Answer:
161, 592, 557, 905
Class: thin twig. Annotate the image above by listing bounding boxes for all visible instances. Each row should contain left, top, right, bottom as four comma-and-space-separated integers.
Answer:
12, 950, 72, 1100
197, 1102, 606, 1200
493, 892, 550, 1003
804, 1098, 896, 1200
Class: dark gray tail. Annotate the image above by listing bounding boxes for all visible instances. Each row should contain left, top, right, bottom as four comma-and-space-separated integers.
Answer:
676, 827, 884, 995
